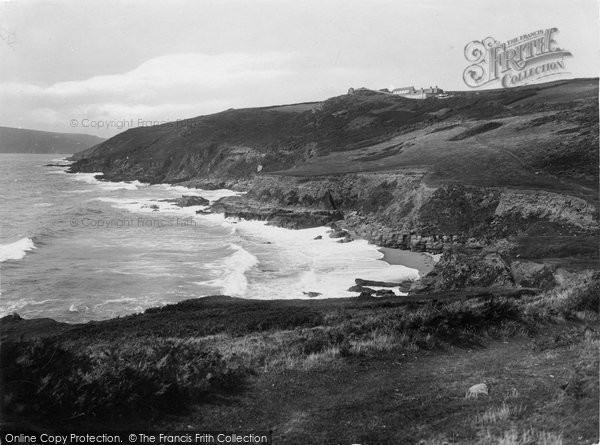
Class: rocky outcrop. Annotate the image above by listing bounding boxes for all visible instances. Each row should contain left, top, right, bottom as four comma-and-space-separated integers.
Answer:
355, 278, 412, 289
216, 174, 597, 255
349, 279, 413, 296
494, 190, 597, 231
510, 261, 556, 290
163, 195, 210, 207
209, 195, 343, 230
414, 247, 515, 293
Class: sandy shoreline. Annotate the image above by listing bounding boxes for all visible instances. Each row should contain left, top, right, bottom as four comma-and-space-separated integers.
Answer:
339, 226, 437, 278
378, 247, 437, 276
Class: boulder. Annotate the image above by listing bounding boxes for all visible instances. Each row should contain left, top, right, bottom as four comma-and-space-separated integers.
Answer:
357, 291, 374, 300
466, 383, 489, 398
337, 235, 354, 243
176, 195, 210, 207
329, 229, 348, 239
348, 285, 375, 294
374, 289, 396, 297
313, 235, 323, 240
356, 278, 401, 288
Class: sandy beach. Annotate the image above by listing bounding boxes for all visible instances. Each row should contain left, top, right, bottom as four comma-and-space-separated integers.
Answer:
378, 247, 438, 276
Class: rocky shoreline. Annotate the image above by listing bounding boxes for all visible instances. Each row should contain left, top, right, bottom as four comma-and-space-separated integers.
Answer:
61, 169, 599, 299
190, 179, 596, 297
192, 191, 432, 297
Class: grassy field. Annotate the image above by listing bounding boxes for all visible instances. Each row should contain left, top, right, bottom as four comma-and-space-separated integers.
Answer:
1, 272, 598, 444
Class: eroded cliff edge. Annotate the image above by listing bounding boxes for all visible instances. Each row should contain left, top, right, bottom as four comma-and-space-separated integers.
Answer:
69, 79, 600, 293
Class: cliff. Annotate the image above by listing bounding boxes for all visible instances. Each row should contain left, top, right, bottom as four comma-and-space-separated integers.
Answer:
69, 78, 599, 290
0, 126, 105, 154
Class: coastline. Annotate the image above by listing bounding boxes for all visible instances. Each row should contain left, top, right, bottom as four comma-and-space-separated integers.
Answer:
70, 165, 429, 299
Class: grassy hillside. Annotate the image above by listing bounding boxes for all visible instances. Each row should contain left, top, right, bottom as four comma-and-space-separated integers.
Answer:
69, 79, 598, 200
0, 126, 105, 154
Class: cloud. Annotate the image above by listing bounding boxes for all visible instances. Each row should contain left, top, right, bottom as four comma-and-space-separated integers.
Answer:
44, 52, 290, 98
0, 50, 406, 136
0, 52, 299, 135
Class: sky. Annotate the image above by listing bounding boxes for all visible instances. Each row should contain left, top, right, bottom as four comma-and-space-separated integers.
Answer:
0, 0, 598, 136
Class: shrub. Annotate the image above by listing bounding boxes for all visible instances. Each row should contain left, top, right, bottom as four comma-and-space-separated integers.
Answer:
525, 271, 599, 319
0, 337, 246, 422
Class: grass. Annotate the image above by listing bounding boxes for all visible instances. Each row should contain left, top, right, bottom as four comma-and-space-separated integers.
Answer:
448, 122, 504, 141
475, 402, 524, 425
479, 428, 563, 445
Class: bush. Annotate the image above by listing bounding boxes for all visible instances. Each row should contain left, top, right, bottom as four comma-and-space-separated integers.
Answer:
396, 299, 521, 346
0, 337, 246, 422
525, 271, 600, 319
561, 272, 600, 313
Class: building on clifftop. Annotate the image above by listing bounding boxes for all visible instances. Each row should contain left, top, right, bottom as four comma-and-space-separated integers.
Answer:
392, 85, 444, 99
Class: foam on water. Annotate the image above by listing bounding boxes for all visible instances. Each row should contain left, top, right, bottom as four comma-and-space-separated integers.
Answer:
94, 197, 209, 217
0, 238, 36, 262
49, 157, 73, 165
71, 172, 146, 190
205, 243, 260, 297
70, 172, 105, 184
214, 219, 420, 299
151, 184, 242, 202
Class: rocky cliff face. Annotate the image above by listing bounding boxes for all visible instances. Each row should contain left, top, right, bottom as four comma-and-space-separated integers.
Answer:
206, 170, 597, 292
213, 173, 597, 251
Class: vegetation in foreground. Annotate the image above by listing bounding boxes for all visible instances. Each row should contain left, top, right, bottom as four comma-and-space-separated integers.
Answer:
0, 271, 598, 443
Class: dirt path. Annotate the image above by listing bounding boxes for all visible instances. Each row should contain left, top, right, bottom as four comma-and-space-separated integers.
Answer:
162, 332, 597, 444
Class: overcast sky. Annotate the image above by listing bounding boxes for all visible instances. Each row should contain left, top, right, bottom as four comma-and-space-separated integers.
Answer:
1, 0, 598, 136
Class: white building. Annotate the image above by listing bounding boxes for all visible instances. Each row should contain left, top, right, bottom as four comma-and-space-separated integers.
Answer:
392, 85, 444, 99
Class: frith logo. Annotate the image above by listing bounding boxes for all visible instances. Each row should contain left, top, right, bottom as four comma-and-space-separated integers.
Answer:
463, 28, 572, 89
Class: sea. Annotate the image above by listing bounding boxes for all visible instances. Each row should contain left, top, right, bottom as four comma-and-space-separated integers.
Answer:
0, 153, 419, 323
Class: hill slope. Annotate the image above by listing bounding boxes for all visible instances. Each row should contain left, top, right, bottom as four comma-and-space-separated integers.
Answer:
0, 126, 105, 154
70, 78, 598, 194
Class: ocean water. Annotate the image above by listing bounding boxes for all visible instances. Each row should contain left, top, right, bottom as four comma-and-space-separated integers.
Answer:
0, 153, 419, 323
